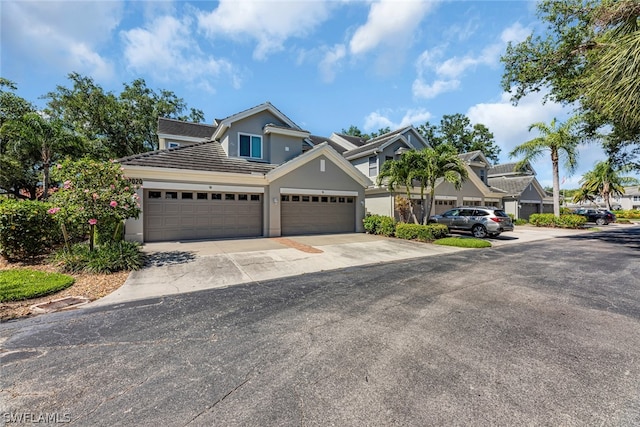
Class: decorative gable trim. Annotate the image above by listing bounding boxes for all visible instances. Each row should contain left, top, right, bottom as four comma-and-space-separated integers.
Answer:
329, 133, 360, 150
267, 142, 372, 188
264, 125, 310, 138
212, 102, 300, 141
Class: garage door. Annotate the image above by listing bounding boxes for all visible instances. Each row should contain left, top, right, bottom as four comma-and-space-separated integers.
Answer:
144, 190, 263, 242
520, 203, 540, 220
281, 194, 355, 235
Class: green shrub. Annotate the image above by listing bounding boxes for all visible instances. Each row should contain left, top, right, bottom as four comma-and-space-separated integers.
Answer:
0, 199, 61, 261
433, 237, 492, 248
558, 214, 587, 228
395, 223, 449, 242
514, 218, 528, 225
52, 241, 144, 274
528, 213, 586, 228
363, 215, 396, 236
0, 269, 75, 302
613, 210, 640, 219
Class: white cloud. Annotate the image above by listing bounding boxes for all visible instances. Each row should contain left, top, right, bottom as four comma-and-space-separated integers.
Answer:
364, 108, 432, 132
122, 15, 240, 92
318, 44, 347, 83
349, 0, 435, 55
412, 79, 460, 99
500, 22, 530, 44
413, 22, 530, 99
2, 0, 121, 79
197, 0, 332, 60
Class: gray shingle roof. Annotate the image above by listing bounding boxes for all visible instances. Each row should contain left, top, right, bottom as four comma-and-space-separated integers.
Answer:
489, 162, 533, 177
310, 135, 348, 154
459, 150, 486, 163
334, 133, 369, 147
487, 176, 535, 196
118, 141, 276, 175
157, 117, 216, 139
343, 127, 409, 158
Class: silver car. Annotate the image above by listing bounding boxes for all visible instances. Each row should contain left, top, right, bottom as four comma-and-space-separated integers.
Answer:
428, 206, 514, 238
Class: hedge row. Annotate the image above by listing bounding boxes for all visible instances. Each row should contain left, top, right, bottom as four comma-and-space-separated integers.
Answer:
612, 210, 640, 219
528, 213, 587, 228
363, 214, 449, 242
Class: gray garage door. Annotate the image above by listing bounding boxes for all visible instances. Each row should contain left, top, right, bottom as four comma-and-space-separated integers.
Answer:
281, 194, 355, 235
520, 203, 540, 220
144, 190, 263, 242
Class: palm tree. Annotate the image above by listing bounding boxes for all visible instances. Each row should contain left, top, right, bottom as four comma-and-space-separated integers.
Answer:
510, 116, 582, 217
576, 160, 639, 210
420, 144, 469, 223
377, 153, 419, 223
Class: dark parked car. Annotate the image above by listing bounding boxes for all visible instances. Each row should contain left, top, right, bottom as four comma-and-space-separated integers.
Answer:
428, 206, 514, 238
573, 208, 613, 225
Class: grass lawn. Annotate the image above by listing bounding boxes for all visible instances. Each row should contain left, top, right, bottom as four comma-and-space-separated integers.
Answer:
434, 237, 492, 248
0, 269, 75, 302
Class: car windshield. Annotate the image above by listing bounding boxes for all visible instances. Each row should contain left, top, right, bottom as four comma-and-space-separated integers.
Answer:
493, 210, 509, 217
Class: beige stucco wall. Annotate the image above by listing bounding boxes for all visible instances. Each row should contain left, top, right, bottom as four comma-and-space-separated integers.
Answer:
268, 154, 366, 236
365, 193, 394, 217
267, 133, 303, 164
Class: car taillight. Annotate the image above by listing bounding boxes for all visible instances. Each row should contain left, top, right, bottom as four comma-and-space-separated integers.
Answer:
491, 217, 504, 222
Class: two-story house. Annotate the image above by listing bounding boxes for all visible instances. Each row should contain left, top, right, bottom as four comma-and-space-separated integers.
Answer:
119, 102, 371, 242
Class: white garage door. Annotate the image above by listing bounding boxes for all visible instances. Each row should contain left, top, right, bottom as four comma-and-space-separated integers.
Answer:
281, 194, 355, 235
144, 190, 263, 242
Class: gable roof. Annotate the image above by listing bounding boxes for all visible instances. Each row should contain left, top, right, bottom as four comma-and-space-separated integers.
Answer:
489, 161, 535, 177
342, 126, 426, 160
157, 117, 216, 139
310, 135, 349, 154
267, 142, 372, 188
459, 150, 491, 166
118, 141, 276, 175
332, 133, 369, 148
488, 175, 538, 197
212, 102, 302, 140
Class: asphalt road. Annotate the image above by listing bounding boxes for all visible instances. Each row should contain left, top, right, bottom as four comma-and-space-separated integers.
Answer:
1, 227, 640, 426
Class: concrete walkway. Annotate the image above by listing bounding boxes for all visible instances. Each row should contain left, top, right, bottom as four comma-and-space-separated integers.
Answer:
91, 225, 630, 307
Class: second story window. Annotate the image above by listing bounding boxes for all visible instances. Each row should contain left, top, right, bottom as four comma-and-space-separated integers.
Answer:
239, 133, 262, 159
479, 169, 486, 183
369, 156, 377, 176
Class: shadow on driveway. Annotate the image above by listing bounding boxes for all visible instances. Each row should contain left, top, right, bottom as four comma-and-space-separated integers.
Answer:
144, 251, 197, 267
556, 226, 640, 250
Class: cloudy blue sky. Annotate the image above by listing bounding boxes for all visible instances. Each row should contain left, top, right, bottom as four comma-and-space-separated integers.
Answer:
1, 0, 618, 187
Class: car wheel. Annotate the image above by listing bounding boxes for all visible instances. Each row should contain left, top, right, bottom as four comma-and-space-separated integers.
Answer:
596, 218, 606, 226
472, 225, 488, 238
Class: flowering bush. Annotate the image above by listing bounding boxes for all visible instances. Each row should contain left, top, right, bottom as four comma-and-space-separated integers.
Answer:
50, 158, 141, 250
0, 199, 61, 260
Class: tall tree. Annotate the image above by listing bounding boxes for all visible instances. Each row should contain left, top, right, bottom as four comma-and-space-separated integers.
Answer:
44, 73, 205, 159
418, 114, 502, 163
575, 160, 639, 209
420, 144, 469, 223
501, 0, 640, 169
0, 113, 83, 199
510, 116, 582, 216
341, 125, 370, 141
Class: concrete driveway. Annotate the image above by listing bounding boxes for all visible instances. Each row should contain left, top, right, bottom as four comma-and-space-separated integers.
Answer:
92, 225, 613, 307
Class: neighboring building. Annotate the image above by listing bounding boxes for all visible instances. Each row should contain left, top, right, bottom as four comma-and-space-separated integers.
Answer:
120, 102, 371, 242
619, 186, 640, 210
487, 162, 553, 220
324, 127, 506, 219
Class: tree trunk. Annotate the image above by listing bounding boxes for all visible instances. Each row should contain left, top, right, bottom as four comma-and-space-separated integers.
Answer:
551, 149, 560, 217
41, 162, 50, 200
405, 188, 418, 224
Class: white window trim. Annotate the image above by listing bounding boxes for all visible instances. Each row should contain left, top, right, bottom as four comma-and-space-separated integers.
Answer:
167, 142, 181, 148
280, 187, 359, 197
238, 132, 263, 159
368, 155, 378, 177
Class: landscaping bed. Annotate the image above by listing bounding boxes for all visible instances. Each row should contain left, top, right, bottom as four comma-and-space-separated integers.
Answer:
0, 257, 128, 321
